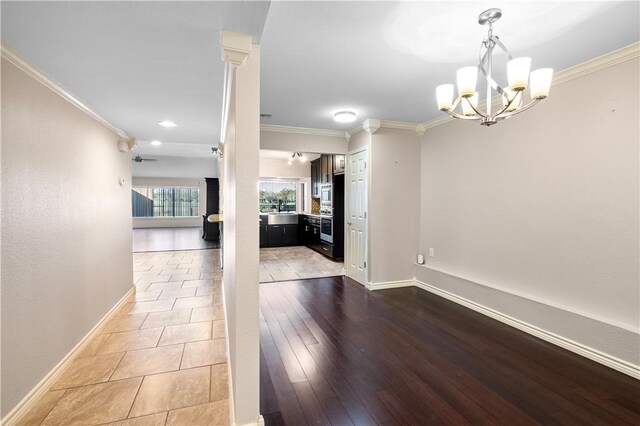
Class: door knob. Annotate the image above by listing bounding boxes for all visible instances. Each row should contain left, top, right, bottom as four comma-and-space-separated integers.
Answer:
346, 221, 352, 226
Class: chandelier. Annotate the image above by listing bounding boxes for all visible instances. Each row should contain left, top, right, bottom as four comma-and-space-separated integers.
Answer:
436, 8, 553, 126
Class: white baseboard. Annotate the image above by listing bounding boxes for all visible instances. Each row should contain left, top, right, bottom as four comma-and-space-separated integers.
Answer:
412, 279, 640, 380
1, 287, 135, 425
367, 279, 415, 290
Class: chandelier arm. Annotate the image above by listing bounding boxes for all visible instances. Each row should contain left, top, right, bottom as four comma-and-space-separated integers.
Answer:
444, 109, 483, 121
499, 98, 543, 119
462, 96, 489, 118
491, 36, 514, 61
479, 36, 508, 96
490, 93, 520, 119
451, 95, 462, 110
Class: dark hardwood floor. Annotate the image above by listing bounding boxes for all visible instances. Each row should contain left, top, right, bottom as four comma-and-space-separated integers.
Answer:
259, 276, 640, 425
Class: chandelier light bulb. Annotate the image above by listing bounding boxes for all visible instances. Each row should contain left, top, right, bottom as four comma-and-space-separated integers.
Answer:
507, 57, 532, 91
462, 93, 479, 116
457, 66, 478, 98
436, 84, 454, 111
502, 89, 522, 112
530, 68, 554, 99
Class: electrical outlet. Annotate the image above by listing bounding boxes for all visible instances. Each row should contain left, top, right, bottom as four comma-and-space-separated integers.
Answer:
429, 248, 435, 257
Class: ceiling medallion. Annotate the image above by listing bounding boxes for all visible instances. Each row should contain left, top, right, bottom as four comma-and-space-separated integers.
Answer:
436, 8, 553, 126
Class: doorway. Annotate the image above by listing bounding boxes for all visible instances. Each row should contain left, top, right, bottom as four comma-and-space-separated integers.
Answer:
345, 148, 368, 285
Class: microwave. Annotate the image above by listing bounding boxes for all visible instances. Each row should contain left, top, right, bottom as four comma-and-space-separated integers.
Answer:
320, 184, 332, 205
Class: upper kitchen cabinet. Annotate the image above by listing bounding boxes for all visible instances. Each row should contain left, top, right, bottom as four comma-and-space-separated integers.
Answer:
311, 158, 321, 198
320, 154, 333, 184
333, 155, 345, 175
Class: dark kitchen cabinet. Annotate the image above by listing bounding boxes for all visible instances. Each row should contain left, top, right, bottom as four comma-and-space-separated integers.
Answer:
320, 154, 333, 184
259, 225, 268, 247
311, 158, 321, 198
267, 225, 284, 247
333, 154, 346, 175
283, 224, 299, 246
301, 215, 321, 251
263, 222, 299, 247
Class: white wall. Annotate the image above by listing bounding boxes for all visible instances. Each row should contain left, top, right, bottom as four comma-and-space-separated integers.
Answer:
259, 157, 310, 179
131, 177, 207, 228
261, 130, 347, 154
347, 130, 369, 153
1, 58, 133, 416
369, 128, 421, 284
417, 57, 640, 366
222, 44, 261, 425
132, 155, 217, 179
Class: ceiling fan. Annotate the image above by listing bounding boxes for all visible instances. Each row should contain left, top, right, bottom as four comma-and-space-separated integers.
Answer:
132, 155, 158, 163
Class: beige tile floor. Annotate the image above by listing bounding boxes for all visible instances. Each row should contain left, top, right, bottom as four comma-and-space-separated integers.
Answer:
259, 246, 344, 283
22, 249, 229, 426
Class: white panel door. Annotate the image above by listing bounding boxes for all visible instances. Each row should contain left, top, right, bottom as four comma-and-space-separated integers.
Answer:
346, 149, 367, 285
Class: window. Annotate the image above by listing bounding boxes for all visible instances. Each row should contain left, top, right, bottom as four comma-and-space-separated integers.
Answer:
259, 181, 296, 213
132, 187, 199, 218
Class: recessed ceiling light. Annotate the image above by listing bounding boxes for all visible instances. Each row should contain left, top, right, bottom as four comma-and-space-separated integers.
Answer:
334, 111, 357, 123
150, 140, 162, 146
158, 120, 177, 128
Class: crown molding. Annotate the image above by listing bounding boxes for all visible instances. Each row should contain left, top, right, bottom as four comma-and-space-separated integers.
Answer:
362, 118, 381, 134
260, 124, 346, 139
348, 119, 425, 136
421, 41, 640, 132
553, 41, 639, 85
1, 44, 130, 140
379, 120, 420, 131
220, 31, 252, 68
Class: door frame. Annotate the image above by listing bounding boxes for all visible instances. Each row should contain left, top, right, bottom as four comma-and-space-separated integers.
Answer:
345, 146, 369, 286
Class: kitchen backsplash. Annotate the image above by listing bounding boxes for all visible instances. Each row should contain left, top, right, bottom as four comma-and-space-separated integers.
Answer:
311, 198, 320, 214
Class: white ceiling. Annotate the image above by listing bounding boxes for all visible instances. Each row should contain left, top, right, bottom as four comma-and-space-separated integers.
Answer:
1, 1, 270, 147
259, 1, 639, 129
2, 1, 639, 159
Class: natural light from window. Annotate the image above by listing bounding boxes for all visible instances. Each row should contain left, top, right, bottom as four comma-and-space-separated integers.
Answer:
132, 187, 199, 218
259, 181, 296, 213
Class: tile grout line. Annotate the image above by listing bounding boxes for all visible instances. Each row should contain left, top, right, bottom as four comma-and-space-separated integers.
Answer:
125, 376, 145, 420
37, 388, 69, 425
105, 351, 127, 382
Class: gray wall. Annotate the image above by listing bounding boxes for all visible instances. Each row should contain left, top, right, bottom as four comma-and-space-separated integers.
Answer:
132, 155, 217, 179
369, 128, 421, 284
417, 57, 639, 365
261, 129, 347, 154
1, 58, 133, 416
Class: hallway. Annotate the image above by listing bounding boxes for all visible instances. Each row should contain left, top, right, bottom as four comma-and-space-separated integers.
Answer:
19, 249, 229, 425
